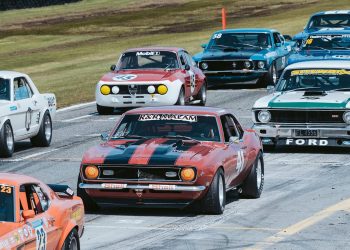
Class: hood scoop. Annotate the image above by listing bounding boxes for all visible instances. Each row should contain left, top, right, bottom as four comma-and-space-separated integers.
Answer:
303, 90, 327, 97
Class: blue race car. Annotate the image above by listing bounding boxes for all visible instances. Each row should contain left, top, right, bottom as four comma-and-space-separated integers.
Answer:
193, 29, 295, 87
288, 29, 350, 65
293, 10, 350, 46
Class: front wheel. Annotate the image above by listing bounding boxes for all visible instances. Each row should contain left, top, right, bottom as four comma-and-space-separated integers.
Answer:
196, 82, 207, 106
97, 104, 114, 115
77, 176, 99, 212
31, 112, 52, 147
62, 228, 80, 250
0, 121, 14, 158
241, 152, 264, 198
258, 62, 277, 87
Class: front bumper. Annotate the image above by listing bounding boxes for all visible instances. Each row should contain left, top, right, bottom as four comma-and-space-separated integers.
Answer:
204, 70, 267, 84
253, 123, 350, 147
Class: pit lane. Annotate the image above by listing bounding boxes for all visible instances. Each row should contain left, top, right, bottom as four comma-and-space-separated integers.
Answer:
1, 88, 349, 250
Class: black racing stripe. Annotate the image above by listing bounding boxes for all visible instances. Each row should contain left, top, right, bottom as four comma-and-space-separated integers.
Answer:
103, 139, 149, 165
147, 140, 194, 166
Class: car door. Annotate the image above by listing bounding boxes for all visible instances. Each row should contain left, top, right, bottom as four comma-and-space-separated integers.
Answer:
273, 32, 289, 71
24, 76, 42, 135
20, 184, 61, 250
184, 51, 202, 96
178, 51, 193, 98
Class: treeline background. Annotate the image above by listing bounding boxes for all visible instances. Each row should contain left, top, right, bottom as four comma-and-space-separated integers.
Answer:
0, 0, 81, 11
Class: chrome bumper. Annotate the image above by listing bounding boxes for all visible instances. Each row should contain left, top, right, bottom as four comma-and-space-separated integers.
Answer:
79, 183, 206, 192
203, 69, 268, 74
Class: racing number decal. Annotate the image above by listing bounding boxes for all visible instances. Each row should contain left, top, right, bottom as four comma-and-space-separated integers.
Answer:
25, 107, 33, 131
0, 185, 12, 194
188, 70, 196, 94
236, 150, 245, 173
36, 226, 47, 250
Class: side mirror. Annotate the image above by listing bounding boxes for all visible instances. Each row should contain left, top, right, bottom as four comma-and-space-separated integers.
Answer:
110, 64, 116, 71
184, 64, 190, 71
275, 43, 281, 47
229, 136, 239, 144
283, 35, 292, 41
267, 85, 275, 94
201, 43, 207, 49
101, 132, 109, 141
22, 210, 35, 220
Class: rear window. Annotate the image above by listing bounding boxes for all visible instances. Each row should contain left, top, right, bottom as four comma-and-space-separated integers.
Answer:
0, 184, 15, 222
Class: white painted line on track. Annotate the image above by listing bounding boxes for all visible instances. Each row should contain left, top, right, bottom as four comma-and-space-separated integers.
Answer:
57, 101, 96, 113
3, 148, 59, 162
61, 114, 94, 122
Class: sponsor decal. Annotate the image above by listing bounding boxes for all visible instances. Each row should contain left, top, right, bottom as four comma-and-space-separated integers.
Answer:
149, 184, 176, 190
285, 138, 328, 146
9, 106, 17, 111
102, 183, 127, 189
291, 69, 350, 76
46, 96, 56, 107
188, 70, 196, 94
136, 51, 160, 56
138, 114, 197, 123
113, 74, 137, 81
71, 207, 84, 222
25, 107, 33, 131
32, 219, 47, 250
0, 185, 12, 194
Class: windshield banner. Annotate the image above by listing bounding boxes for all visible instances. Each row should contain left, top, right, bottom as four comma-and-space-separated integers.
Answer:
138, 114, 197, 122
291, 69, 350, 76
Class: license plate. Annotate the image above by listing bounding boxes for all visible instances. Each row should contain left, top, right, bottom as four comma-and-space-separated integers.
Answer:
101, 183, 127, 189
149, 184, 176, 190
294, 129, 318, 137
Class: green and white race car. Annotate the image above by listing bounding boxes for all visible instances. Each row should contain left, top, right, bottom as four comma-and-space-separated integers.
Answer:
252, 60, 350, 147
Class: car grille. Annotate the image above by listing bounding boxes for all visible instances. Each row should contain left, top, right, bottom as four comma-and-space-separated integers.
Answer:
97, 166, 182, 181
199, 60, 256, 71
256, 110, 345, 123
109, 84, 162, 95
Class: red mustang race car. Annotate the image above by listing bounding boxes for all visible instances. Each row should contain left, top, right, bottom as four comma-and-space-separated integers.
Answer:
95, 47, 207, 114
0, 173, 84, 250
78, 106, 264, 214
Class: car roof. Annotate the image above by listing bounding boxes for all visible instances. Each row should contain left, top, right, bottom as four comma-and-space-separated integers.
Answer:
309, 28, 350, 35
125, 106, 228, 116
0, 71, 27, 78
124, 47, 184, 53
312, 10, 350, 16
285, 60, 350, 70
0, 173, 39, 187
213, 28, 277, 34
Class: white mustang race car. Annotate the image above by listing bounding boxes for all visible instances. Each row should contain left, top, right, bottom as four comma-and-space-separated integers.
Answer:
0, 71, 56, 157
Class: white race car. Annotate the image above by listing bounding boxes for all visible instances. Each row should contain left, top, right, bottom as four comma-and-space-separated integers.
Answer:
0, 71, 56, 157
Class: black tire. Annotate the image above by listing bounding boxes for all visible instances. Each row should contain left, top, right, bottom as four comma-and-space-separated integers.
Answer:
0, 121, 14, 158
63, 228, 80, 250
200, 168, 226, 214
175, 87, 185, 105
241, 152, 264, 198
30, 111, 52, 147
97, 104, 114, 115
195, 82, 207, 106
258, 62, 277, 87
77, 176, 99, 212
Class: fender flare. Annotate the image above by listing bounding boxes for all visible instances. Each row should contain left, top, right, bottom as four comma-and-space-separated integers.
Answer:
57, 220, 79, 249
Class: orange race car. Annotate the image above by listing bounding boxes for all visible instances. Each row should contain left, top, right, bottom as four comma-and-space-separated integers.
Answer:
0, 173, 84, 250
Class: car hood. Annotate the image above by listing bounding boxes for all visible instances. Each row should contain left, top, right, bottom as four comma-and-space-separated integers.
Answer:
288, 50, 350, 64
83, 138, 219, 166
197, 49, 268, 61
257, 91, 350, 109
100, 70, 180, 82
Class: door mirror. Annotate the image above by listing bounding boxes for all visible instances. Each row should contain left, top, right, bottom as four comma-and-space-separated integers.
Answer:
267, 85, 275, 94
275, 43, 281, 47
110, 64, 116, 71
201, 43, 207, 49
101, 132, 109, 141
184, 64, 190, 71
229, 136, 239, 144
22, 210, 35, 220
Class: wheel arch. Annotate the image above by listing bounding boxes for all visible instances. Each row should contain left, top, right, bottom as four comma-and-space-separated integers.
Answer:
57, 221, 80, 249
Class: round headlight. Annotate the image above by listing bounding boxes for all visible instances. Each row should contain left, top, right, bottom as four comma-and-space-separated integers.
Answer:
85, 165, 99, 179
343, 111, 350, 124
111, 86, 119, 94
201, 62, 208, 70
244, 61, 251, 69
257, 61, 265, 69
258, 110, 271, 123
180, 168, 196, 182
100, 85, 111, 95
232, 62, 237, 68
147, 85, 156, 94
157, 85, 168, 95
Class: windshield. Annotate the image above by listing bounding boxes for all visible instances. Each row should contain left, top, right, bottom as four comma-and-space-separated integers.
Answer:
0, 185, 15, 222
277, 68, 350, 92
111, 114, 221, 142
308, 14, 350, 29
303, 34, 350, 50
208, 33, 271, 50
117, 51, 180, 70
0, 78, 10, 101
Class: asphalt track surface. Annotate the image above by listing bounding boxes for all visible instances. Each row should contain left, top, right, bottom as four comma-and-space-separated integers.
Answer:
1, 87, 350, 250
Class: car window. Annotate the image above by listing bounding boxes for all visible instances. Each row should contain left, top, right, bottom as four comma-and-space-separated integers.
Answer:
0, 184, 15, 222
220, 115, 238, 142
273, 33, 282, 44
184, 51, 196, 67
178, 52, 188, 68
20, 184, 50, 216
0, 78, 10, 101
14, 77, 32, 100
230, 115, 244, 139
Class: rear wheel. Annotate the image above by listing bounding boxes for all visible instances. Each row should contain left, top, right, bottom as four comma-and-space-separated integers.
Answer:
97, 104, 114, 115
0, 121, 14, 158
175, 87, 185, 106
62, 228, 80, 250
77, 176, 98, 212
30, 112, 52, 147
241, 152, 264, 198
196, 82, 207, 106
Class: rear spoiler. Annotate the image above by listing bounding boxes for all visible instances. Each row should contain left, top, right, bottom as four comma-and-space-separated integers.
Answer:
48, 184, 74, 198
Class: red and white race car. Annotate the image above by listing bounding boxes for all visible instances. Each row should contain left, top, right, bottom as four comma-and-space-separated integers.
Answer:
95, 47, 207, 114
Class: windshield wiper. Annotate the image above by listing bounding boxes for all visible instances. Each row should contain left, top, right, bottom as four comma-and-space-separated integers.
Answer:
210, 45, 238, 51
232, 42, 262, 49
111, 134, 148, 140
162, 135, 200, 143
284, 87, 323, 92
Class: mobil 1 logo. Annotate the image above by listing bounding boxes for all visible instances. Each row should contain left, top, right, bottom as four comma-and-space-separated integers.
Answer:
285, 138, 328, 146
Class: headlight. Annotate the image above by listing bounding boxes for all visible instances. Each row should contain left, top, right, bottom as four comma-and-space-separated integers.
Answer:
180, 168, 196, 182
258, 110, 271, 123
147, 85, 156, 94
343, 111, 350, 124
201, 62, 208, 70
257, 61, 265, 69
232, 62, 236, 68
85, 165, 99, 179
100, 85, 111, 95
244, 61, 251, 69
157, 85, 168, 95
111, 86, 119, 94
